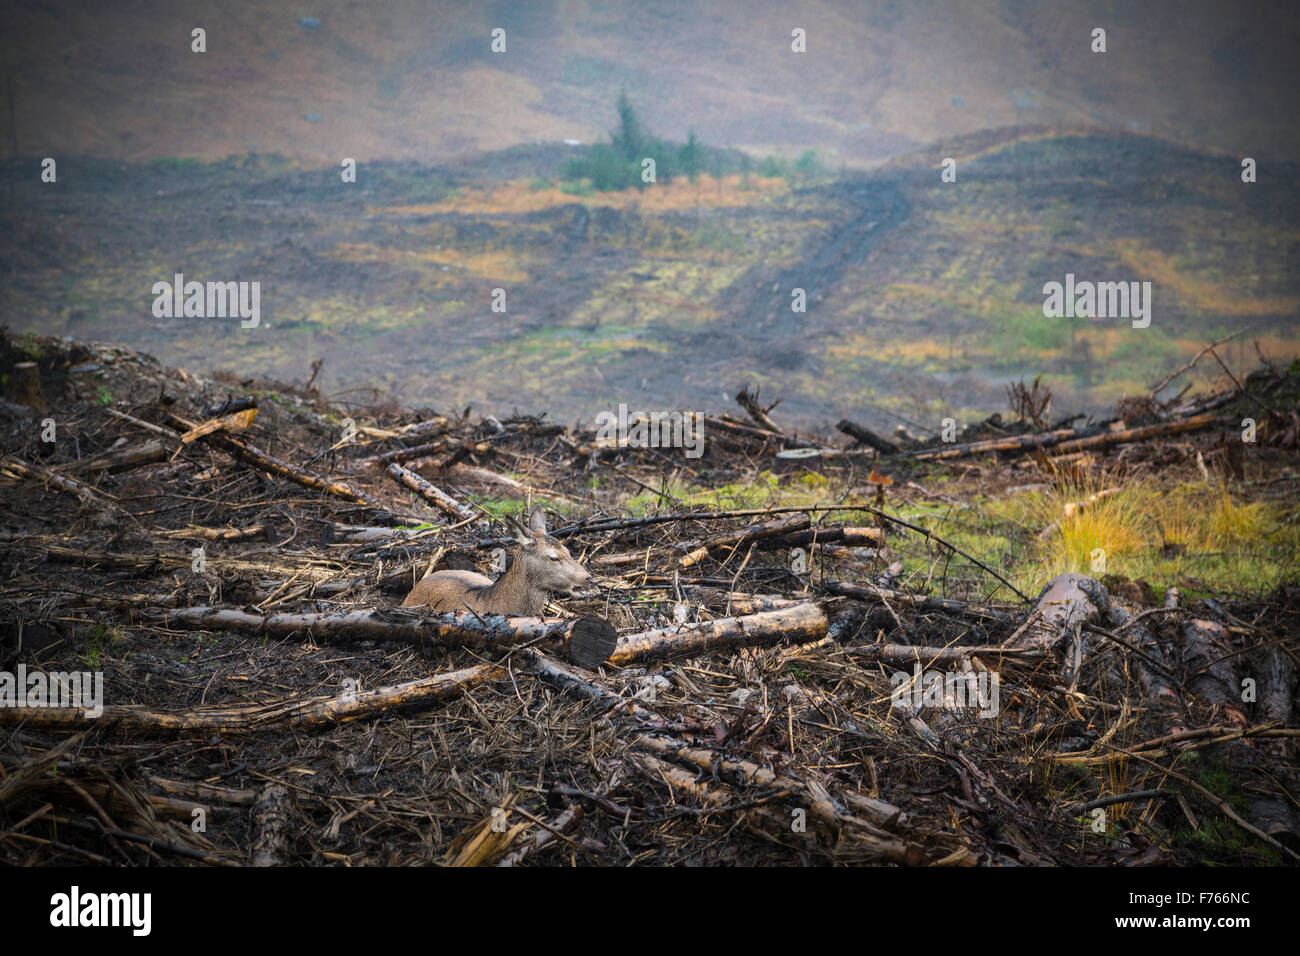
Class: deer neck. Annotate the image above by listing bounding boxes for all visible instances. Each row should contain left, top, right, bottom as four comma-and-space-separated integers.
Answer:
484, 555, 547, 616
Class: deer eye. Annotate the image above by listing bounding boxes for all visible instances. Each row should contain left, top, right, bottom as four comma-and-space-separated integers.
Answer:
548, 554, 561, 561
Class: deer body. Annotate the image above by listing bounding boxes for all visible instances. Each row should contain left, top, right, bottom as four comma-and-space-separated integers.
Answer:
402, 508, 591, 616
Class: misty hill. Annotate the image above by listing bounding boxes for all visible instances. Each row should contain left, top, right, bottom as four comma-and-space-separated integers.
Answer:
2, 129, 1296, 428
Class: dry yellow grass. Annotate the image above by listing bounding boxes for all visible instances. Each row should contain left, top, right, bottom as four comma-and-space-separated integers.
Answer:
1031, 466, 1151, 576
1208, 486, 1268, 544
1112, 240, 1300, 318
376, 174, 787, 217
329, 242, 529, 283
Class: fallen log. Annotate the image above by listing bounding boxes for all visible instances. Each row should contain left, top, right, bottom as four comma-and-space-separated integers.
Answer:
837, 418, 900, 455
0, 663, 500, 734
1046, 414, 1219, 455
147, 776, 259, 807
251, 784, 292, 867
1182, 619, 1248, 727
534, 505, 876, 544
899, 424, 1108, 462
42, 814, 236, 866
609, 602, 829, 667
146, 606, 617, 669
822, 580, 1014, 624
684, 588, 806, 614
156, 524, 267, 542
1180, 618, 1300, 848
890, 414, 1217, 463
386, 462, 476, 521
1056, 725, 1300, 764
676, 513, 811, 569
845, 643, 1045, 665
630, 749, 961, 864
0, 400, 35, 419
28, 777, 222, 823
0, 456, 108, 504
452, 464, 587, 505
6, 543, 344, 584
360, 415, 453, 442
163, 412, 375, 506
66, 439, 169, 476
1007, 573, 1111, 652
105, 407, 184, 442
781, 526, 884, 548
352, 439, 448, 469
517, 650, 667, 724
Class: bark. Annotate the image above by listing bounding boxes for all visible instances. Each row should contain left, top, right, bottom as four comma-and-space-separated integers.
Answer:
1047, 414, 1219, 455
1109, 603, 1182, 715
836, 418, 900, 455
11, 361, 43, 410
496, 804, 583, 867
163, 412, 375, 506
899, 414, 1217, 462
157, 524, 267, 542
147, 776, 260, 807
0, 456, 106, 504
518, 650, 686, 725
386, 462, 476, 521
684, 588, 805, 614
251, 784, 292, 867
146, 605, 617, 668
675, 513, 811, 568
67, 439, 169, 475
845, 643, 1045, 665
1007, 573, 1112, 652
822, 580, 1014, 624
352, 439, 448, 468
781, 526, 884, 548
0, 663, 500, 734
735, 386, 783, 434
893, 425, 1105, 461
0, 400, 35, 419
609, 602, 829, 667
1182, 619, 1248, 726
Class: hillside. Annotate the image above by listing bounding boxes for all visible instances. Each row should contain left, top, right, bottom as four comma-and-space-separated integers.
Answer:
2, 130, 1297, 428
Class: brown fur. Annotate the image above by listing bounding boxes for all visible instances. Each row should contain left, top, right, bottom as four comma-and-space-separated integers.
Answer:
402, 508, 591, 616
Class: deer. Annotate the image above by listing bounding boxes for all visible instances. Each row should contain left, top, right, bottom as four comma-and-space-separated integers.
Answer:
402, 507, 592, 616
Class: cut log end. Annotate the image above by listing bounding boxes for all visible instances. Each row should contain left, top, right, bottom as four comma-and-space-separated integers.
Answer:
566, 616, 619, 669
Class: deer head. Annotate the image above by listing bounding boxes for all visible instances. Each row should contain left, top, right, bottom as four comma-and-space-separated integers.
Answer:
503, 507, 592, 602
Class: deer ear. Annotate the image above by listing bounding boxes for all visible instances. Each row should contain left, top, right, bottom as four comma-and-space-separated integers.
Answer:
507, 515, 532, 544
528, 507, 548, 536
